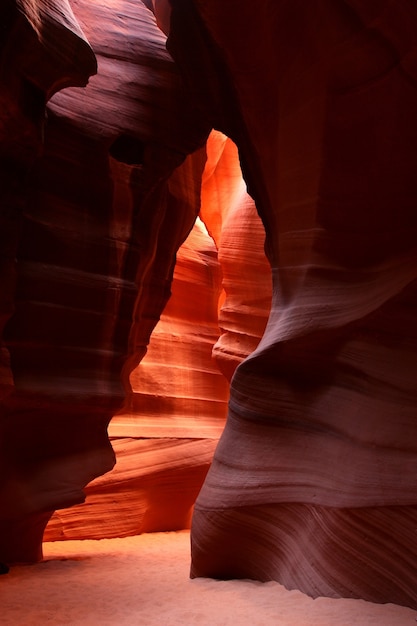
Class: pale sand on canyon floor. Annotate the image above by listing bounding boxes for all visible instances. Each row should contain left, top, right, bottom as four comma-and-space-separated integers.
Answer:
1, 530, 415, 625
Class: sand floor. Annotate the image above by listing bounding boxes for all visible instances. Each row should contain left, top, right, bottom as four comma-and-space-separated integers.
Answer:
1, 531, 416, 625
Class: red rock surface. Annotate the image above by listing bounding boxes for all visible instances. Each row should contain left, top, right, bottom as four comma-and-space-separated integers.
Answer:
200, 131, 272, 381
44, 132, 269, 541
112, 217, 229, 441
165, 0, 417, 608
0, 0, 211, 561
0, 0, 98, 564
45, 216, 229, 540
2, 0, 417, 611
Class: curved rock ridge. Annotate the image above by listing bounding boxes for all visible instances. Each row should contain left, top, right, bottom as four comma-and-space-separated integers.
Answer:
44, 129, 270, 542
190, 503, 417, 607
0, 0, 98, 564
44, 437, 217, 540
16, 0, 97, 95
1, 0, 210, 562
200, 131, 272, 381
165, 0, 417, 607
46, 217, 229, 541
111, 216, 229, 440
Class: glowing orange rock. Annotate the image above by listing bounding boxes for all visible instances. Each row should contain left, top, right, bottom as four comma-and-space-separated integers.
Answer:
201, 131, 271, 381
46, 216, 229, 540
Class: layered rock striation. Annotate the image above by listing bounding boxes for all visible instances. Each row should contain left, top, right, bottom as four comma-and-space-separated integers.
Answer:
0, 0, 211, 561
44, 130, 270, 540
200, 131, 272, 381
45, 215, 230, 540
2, 0, 417, 610
0, 0, 98, 563
165, 0, 417, 608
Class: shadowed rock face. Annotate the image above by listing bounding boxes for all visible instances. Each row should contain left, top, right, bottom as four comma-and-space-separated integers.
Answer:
0, 0, 210, 561
164, 0, 417, 608
0, 0, 99, 564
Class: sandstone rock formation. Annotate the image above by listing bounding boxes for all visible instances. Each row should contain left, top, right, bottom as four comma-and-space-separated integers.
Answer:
2, 0, 417, 612
0, 0, 98, 564
165, 0, 417, 609
45, 216, 230, 540
0, 0, 212, 561
112, 217, 229, 441
43, 130, 271, 540
200, 131, 272, 381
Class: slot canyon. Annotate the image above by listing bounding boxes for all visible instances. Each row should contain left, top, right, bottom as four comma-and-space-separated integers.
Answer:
1, 0, 417, 611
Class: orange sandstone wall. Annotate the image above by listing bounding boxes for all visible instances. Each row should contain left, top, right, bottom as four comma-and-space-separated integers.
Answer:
44, 130, 270, 541
201, 132, 272, 381
45, 216, 230, 540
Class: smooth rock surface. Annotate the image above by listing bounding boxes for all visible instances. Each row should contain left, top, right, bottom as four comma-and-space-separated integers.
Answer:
44, 127, 270, 541
111, 216, 229, 441
0, 0, 97, 564
1, 0, 210, 562
46, 216, 229, 540
165, 0, 417, 608
200, 131, 272, 381
2, 0, 417, 611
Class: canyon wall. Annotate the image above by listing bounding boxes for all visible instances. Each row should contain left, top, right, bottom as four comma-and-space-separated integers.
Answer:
0, 0, 214, 560
165, 0, 417, 609
44, 215, 229, 540
1, 0, 268, 555
44, 130, 270, 540
1, 0, 417, 611
0, 0, 99, 563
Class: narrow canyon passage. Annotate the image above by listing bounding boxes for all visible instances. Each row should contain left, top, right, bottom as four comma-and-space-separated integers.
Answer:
44, 130, 272, 542
1, 0, 417, 612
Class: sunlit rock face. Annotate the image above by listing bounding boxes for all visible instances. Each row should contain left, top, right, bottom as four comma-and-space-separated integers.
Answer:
0, 0, 211, 562
166, 0, 417, 608
45, 216, 230, 540
113, 217, 229, 441
200, 131, 272, 381
43, 129, 270, 540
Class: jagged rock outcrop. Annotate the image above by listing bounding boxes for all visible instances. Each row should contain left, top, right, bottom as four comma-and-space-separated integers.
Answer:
0, 0, 211, 562
165, 0, 417, 608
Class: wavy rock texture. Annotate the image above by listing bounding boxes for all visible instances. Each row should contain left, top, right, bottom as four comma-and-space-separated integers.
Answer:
0, 0, 97, 564
44, 437, 218, 540
46, 216, 229, 539
166, 0, 417, 608
45, 131, 270, 540
0, 0, 210, 562
112, 217, 229, 440
3, 0, 417, 610
200, 131, 272, 381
